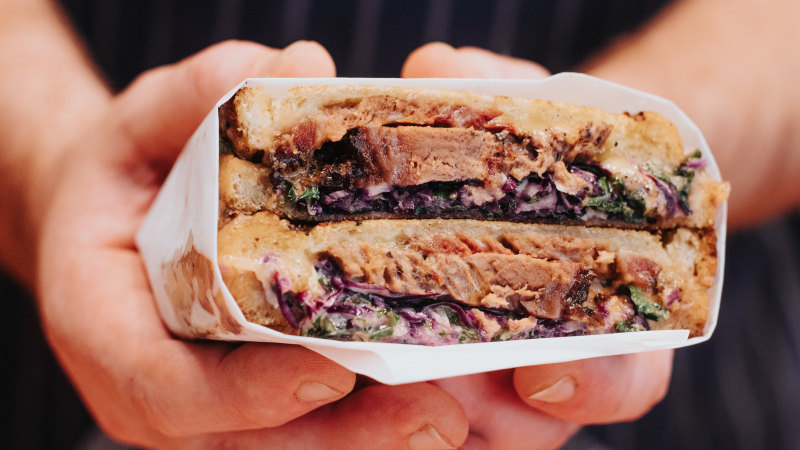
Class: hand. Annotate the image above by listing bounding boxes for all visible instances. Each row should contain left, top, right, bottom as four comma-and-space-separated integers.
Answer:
403, 43, 674, 449
35, 40, 468, 448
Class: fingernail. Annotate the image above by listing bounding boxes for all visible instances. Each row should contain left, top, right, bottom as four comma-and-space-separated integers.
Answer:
295, 381, 343, 403
528, 376, 576, 403
407, 424, 456, 450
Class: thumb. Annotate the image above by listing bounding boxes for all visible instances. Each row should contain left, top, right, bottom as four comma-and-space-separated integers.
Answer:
115, 40, 335, 167
402, 42, 550, 79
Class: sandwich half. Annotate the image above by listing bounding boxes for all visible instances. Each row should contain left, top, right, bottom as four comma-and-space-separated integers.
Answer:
216, 85, 728, 345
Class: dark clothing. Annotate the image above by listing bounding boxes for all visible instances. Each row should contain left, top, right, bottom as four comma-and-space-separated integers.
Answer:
575, 217, 800, 450
62, 0, 667, 88
5, 1, 799, 448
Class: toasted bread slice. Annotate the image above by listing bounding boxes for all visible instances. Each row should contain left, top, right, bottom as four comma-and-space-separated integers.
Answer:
216, 85, 725, 344
220, 86, 727, 229
218, 214, 716, 342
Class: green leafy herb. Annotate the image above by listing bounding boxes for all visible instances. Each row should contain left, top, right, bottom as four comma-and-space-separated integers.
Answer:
459, 327, 480, 343
675, 165, 696, 181
597, 176, 611, 195
614, 320, 647, 333
586, 196, 643, 222
298, 185, 320, 201
586, 176, 645, 223
610, 177, 627, 194
443, 307, 462, 326
677, 186, 692, 212
286, 185, 298, 202
627, 285, 670, 321
374, 308, 400, 329
345, 294, 371, 305
303, 315, 348, 338
317, 272, 331, 289
493, 329, 513, 342
433, 187, 453, 199
369, 326, 394, 340
318, 316, 341, 335
626, 192, 647, 217
673, 158, 698, 213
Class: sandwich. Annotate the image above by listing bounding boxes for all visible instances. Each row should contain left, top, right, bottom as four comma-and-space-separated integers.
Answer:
216, 85, 728, 345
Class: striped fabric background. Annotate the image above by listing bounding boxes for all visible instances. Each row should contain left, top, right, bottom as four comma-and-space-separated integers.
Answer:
3, 1, 799, 448
62, 0, 667, 87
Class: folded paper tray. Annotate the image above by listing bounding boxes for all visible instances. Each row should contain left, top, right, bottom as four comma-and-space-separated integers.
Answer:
136, 74, 726, 385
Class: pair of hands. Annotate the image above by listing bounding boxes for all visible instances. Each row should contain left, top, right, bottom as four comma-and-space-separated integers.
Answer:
36, 40, 672, 448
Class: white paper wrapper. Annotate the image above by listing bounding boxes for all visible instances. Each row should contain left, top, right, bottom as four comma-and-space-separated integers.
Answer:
136, 74, 727, 385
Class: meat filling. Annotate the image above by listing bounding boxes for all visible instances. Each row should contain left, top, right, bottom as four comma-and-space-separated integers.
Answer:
271, 121, 608, 194
253, 123, 701, 226
272, 232, 671, 345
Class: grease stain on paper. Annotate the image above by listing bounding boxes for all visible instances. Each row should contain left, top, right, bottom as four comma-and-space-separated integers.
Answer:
162, 232, 243, 336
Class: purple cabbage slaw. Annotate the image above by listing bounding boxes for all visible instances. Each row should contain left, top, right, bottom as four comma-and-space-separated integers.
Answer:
274, 258, 600, 344
289, 158, 702, 224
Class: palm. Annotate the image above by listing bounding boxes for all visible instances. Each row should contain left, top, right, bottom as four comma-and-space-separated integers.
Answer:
32, 41, 470, 448
31, 40, 676, 449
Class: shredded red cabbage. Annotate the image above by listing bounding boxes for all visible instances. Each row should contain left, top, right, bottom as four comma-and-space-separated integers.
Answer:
666, 289, 682, 306
396, 308, 428, 326
422, 302, 479, 329
532, 319, 588, 339
341, 278, 440, 300
501, 175, 518, 193
273, 274, 303, 328
683, 159, 706, 170
629, 313, 651, 330
296, 160, 690, 224
568, 165, 601, 194
646, 173, 680, 215
291, 258, 653, 343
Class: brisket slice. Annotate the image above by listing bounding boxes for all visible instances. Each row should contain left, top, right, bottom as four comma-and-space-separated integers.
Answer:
273, 122, 611, 195
320, 232, 629, 323
299, 125, 536, 192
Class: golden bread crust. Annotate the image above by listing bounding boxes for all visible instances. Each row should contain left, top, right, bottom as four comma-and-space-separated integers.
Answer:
221, 86, 686, 170
218, 213, 717, 337
215, 85, 726, 341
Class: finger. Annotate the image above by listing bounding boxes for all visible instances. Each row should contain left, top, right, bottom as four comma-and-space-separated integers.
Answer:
115, 40, 335, 168
184, 383, 470, 449
130, 339, 356, 437
433, 371, 578, 450
514, 350, 673, 424
401, 42, 550, 79
45, 248, 355, 442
